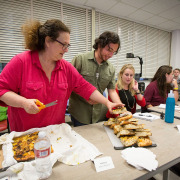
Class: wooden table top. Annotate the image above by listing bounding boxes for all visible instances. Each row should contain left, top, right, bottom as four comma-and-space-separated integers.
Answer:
1, 115, 180, 180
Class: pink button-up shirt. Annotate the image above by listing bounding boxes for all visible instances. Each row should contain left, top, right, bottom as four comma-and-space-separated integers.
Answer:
0, 51, 96, 132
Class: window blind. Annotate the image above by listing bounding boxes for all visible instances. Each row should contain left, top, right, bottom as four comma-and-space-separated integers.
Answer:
0, 0, 91, 63
0, 0, 31, 63
95, 11, 171, 78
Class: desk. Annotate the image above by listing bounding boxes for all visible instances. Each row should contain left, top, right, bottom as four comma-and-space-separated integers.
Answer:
148, 102, 180, 120
1, 118, 180, 180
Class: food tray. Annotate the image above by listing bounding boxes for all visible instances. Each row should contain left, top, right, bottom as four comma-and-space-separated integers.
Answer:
103, 125, 157, 150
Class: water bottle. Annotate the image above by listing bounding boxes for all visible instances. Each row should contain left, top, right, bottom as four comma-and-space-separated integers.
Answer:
34, 131, 52, 179
165, 90, 175, 123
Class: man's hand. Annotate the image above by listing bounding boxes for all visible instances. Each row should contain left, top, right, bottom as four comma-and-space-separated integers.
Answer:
105, 101, 125, 114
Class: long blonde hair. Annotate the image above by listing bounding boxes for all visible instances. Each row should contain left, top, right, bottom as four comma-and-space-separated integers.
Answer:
116, 64, 136, 96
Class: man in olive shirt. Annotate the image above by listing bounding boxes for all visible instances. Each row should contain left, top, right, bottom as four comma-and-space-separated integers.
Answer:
68, 31, 122, 126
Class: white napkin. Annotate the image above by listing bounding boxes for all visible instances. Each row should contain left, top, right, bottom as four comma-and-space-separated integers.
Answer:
159, 104, 180, 111
121, 147, 158, 171
133, 113, 159, 121
0, 123, 103, 180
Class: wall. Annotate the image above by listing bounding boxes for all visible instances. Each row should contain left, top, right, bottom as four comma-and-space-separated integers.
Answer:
170, 30, 180, 69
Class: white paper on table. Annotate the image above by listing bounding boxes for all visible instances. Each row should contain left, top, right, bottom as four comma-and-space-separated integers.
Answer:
159, 104, 180, 111
0, 123, 103, 180
94, 156, 115, 173
121, 147, 158, 171
133, 113, 159, 121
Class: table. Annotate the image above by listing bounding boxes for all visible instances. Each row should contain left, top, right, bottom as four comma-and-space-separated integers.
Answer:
148, 102, 180, 120
1, 117, 180, 180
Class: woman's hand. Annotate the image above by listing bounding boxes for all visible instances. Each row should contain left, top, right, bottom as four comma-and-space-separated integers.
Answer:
132, 80, 139, 92
172, 79, 178, 88
105, 101, 125, 114
21, 99, 40, 114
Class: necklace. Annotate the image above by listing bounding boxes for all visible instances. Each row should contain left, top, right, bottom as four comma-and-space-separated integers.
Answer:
122, 89, 135, 109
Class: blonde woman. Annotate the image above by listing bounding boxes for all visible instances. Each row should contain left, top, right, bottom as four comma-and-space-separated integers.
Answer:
106, 64, 146, 118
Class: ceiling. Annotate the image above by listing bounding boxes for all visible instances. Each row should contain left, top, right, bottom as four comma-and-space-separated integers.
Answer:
56, 0, 180, 32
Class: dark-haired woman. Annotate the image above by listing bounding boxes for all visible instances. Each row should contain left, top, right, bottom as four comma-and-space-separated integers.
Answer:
143, 65, 179, 111
0, 20, 123, 132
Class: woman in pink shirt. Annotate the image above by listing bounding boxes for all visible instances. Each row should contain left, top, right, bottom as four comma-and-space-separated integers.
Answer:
143, 65, 179, 112
0, 19, 123, 132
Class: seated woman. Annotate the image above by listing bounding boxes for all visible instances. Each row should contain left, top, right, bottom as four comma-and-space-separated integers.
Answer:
106, 64, 146, 118
143, 65, 179, 112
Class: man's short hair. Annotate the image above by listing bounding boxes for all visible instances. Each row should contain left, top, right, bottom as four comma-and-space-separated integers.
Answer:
173, 68, 180, 72
93, 31, 120, 55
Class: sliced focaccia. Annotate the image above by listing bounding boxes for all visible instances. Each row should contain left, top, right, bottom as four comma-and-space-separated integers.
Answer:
135, 128, 151, 132
126, 118, 139, 123
113, 124, 123, 134
123, 124, 145, 130
112, 107, 127, 114
136, 137, 152, 147
104, 118, 116, 126
120, 136, 138, 147
120, 120, 138, 126
117, 129, 135, 138
135, 131, 152, 137
116, 115, 133, 122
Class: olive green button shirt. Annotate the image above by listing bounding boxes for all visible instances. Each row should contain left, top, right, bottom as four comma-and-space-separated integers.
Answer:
68, 50, 116, 124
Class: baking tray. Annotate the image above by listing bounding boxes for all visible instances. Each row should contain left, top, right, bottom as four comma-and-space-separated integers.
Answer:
103, 125, 157, 150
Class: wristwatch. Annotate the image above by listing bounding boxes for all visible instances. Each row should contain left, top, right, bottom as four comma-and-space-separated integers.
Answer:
135, 90, 140, 94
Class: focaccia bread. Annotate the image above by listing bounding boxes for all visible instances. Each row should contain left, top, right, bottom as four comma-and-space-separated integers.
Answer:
113, 125, 123, 134
104, 118, 116, 126
135, 131, 152, 137
120, 120, 138, 126
126, 118, 139, 123
123, 124, 145, 130
136, 137, 152, 147
120, 136, 138, 147
12, 131, 54, 162
112, 107, 127, 114
116, 115, 133, 122
135, 128, 151, 132
117, 129, 135, 138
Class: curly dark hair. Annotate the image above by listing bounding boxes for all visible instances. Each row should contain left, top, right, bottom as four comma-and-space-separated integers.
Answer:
93, 31, 120, 55
151, 65, 173, 98
21, 19, 70, 51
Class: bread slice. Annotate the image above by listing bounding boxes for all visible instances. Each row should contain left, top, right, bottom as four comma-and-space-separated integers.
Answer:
112, 107, 127, 114
126, 118, 138, 123
120, 121, 138, 126
104, 118, 116, 126
120, 136, 138, 147
135, 128, 151, 132
135, 131, 152, 137
136, 137, 152, 147
123, 124, 145, 130
110, 123, 119, 129
117, 129, 135, 138
113, 125, 123, 134
116, 115, 133, 122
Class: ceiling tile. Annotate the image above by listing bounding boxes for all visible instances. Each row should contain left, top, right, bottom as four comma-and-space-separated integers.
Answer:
121, 0, 153, 8
159, 5, 180, 20
85, 0, 118, 11
157, 21, 179, 29
66, 0, 87, 4
127, 9, 154, 21
172, 16, 180, 24
108, 2, 137, 17
142, 0, 180, 14
143, 16, 168, 25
